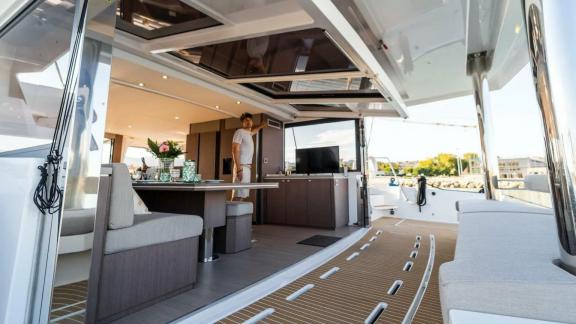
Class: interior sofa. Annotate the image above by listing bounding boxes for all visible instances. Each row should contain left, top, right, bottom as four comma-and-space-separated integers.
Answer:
86, 164, 203, 323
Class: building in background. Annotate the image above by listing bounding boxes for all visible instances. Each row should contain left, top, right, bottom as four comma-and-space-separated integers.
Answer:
498, 157, 546, 179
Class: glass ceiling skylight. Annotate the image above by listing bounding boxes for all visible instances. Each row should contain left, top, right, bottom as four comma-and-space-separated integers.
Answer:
116, 0, 221, 40
170, 28, 358, 79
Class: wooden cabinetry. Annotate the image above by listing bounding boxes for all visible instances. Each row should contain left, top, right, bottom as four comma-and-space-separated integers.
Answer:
285, 179, 308, 226
265, 179, 286, 224
264, 177, 348, 229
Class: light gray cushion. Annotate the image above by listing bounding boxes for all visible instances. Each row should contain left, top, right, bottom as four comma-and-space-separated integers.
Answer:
105, 212, 203, 254
106, 163, 135, 230
524, 174, 550, 193
441, 200, 572, 323
226, 201, 253, 216
455, 199, 552, 215
60, 208, 96, 236
455, 212, 557, 261
439, 260, 576, 323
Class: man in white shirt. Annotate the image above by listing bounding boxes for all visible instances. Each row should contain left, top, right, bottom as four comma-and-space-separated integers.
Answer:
232, 113, 266, 200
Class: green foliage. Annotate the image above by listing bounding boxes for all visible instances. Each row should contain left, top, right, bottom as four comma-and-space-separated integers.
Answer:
377, 161, 399, 174
395, 152, 478, 176
147, 138, 183, 159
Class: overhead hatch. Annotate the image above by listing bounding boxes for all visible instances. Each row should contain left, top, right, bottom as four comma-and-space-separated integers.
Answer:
116, 0, 222, 40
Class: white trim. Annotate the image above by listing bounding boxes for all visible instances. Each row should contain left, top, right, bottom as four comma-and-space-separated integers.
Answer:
402, 234, 436, 324
224, 71, 366, 84
175, 227, 369, 323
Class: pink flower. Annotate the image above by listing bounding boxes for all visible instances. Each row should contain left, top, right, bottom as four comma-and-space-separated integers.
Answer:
159, 143, 169, 153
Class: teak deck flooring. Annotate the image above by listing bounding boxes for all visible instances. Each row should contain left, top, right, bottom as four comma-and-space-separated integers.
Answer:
219, 217, 457, 324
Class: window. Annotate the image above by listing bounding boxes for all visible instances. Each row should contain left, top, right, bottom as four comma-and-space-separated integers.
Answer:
123, 146, 184, 170
0, 0, 76, 155
285, 119, 359, 172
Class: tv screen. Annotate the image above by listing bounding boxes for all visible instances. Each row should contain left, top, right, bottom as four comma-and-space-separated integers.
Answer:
295, 146, 340, 174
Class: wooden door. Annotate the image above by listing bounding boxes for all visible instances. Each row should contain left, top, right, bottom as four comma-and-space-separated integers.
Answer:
285, 179, 308, 226
306, 179, 333, 228
265, 179, 286, 224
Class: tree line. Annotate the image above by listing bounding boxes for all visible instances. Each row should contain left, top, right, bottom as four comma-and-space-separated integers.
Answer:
377, 153, 480, 177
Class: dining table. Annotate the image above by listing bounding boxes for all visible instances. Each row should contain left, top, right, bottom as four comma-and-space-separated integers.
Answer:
132, 181, 279, 262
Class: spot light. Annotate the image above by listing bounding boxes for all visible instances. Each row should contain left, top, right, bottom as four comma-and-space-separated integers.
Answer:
514, 24, 522, 34
236, 100, 241, 105
215, 105, 220, 110
162, 75, 168, 80
138, 82, 145, 87
174, 116, 180, 120
128, 125, 133, 128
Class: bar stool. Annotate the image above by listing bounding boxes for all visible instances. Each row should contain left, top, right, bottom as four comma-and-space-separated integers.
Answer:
215, 201, 253, 253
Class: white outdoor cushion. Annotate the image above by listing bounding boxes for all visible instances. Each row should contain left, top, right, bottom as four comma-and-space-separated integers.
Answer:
132, 189, 151, 215
439, 260, 576, 323
524, 174, 551, 193
455, 212, 557, 261
105, 212, 203, 254
456, 199, 552, 215
226, 201, 254, 217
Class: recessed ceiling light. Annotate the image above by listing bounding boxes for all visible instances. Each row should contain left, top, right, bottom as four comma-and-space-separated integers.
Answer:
514, 24, 521, 34
215, 105, 220, 109
174, 116, 180, 120
162, 75, 168, 80
236, 100, 241, 105
138, 82, 145, 87
128, 125, 133, 128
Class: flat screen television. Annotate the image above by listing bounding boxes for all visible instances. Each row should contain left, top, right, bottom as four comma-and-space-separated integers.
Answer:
295, 146, 340, 174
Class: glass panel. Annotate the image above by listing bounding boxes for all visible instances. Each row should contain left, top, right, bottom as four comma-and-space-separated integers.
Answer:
243, 77, 383, 99
171, 28, 358, 78
285, 120, 358, 172
0, 0, 77, 154
116, 0, 221, 40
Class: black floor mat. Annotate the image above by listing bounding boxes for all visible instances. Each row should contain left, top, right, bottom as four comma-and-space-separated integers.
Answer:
297, 235, 342, 247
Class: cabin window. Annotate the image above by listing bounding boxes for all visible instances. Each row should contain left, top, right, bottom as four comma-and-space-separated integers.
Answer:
284, 119, 360, 173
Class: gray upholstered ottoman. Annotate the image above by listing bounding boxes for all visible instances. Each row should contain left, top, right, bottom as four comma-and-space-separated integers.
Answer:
215, 201, 253, 254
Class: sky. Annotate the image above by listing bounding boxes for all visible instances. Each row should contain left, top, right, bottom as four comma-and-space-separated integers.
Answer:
365, 64, 546, 162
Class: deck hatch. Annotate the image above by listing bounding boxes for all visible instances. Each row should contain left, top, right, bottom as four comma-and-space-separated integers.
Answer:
171, 28, 358, 79
116, 0, 222, 40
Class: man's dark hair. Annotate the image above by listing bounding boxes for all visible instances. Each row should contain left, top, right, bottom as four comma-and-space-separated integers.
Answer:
240, 112, 253, 121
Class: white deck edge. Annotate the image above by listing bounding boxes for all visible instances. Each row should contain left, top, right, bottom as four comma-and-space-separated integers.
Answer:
173, 227, 370, 324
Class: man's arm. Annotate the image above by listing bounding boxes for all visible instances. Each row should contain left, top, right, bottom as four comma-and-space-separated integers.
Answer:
250, 122, 267, 135
232, 142, 242, 180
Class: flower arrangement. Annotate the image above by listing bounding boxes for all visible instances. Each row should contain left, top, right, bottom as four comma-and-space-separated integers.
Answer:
147, 138, 183, 159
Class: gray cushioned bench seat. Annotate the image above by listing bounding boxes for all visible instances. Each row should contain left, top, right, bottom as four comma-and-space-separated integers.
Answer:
105, 212, 203, 254
439, 199, 576, 323
215, 201, 253, 254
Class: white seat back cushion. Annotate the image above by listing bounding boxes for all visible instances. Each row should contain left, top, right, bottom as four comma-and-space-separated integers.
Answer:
107, 163, 135, 229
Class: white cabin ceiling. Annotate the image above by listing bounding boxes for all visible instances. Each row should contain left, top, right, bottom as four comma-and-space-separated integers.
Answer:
90, 0, 530, 123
